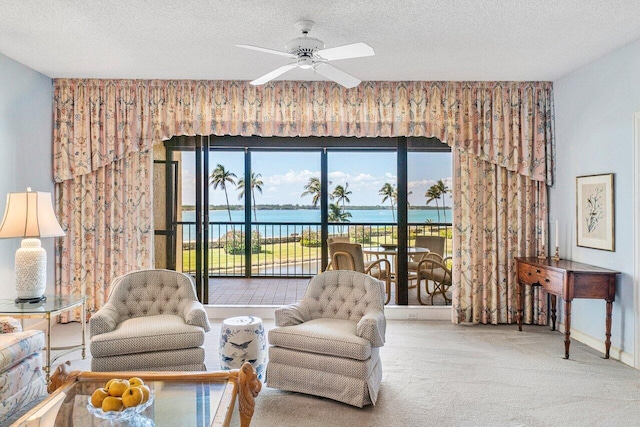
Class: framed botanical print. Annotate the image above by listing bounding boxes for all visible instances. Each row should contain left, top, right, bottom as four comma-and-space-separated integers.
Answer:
576, 173, 615, 251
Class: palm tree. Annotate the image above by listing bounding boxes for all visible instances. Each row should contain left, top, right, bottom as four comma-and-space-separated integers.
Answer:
435, 179, 450, 221
301, 177, 322, 207
379, 183, 397, 221
210, 164, 237, 221
332, 183, 352, 212
328, 203, 352, 232
328, 203, 352, 223
237, 172, 264, 221
425, 185, 442, 223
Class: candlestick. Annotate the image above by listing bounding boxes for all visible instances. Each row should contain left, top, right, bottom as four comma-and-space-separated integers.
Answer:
552, 246, 560, 261
538, 244, 547, 259
538, 218, 547, 259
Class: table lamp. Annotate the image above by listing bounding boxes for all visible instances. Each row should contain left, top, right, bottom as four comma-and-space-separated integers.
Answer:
0, 188, 65, 303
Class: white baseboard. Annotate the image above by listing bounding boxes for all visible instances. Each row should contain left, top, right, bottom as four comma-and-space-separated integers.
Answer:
206, 305, 278, 320
205, 305, 452, 321
558, 322, 634, 367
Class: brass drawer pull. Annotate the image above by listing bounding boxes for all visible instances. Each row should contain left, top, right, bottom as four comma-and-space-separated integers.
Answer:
536, 269, 541, 273
545, 279, 550, 283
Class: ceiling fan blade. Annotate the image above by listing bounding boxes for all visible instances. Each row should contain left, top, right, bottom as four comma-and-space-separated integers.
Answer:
250, 63, 298, 86
315, 42, 375, 61
237, 44, 296, 58
314, 62, 361, 89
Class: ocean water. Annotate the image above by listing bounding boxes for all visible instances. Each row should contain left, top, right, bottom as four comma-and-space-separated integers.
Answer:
180, 208, 452, 240
181, 208, 451, 224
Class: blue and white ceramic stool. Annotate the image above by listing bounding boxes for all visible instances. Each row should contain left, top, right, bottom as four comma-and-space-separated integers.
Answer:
219, 316, 267, 381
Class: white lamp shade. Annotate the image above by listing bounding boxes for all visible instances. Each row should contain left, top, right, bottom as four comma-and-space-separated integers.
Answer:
0, 189, 65, 301
0, 191, 65, 238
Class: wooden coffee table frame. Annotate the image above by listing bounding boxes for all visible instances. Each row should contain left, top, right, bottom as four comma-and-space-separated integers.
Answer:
13, 362, 261, 427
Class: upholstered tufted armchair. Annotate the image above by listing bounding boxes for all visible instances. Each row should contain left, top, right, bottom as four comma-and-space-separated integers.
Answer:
267, 270, 386, 407
90, 269, 211, 372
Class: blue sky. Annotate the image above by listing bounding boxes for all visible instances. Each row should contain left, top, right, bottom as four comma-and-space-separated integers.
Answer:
181, 150, 452, 207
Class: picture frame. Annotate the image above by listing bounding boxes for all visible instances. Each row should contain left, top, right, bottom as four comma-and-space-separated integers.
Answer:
576, 173, 615, 251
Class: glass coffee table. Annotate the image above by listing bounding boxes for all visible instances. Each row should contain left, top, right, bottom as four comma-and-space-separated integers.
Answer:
12, 363, 261, 426
0, 294, 87, 382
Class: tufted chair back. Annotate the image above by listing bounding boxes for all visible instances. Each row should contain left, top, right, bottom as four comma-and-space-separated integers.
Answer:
300, 270, 384, 322
107, 269, 199, 321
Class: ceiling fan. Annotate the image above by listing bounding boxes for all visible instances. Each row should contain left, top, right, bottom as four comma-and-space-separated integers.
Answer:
238, 20, 375, 89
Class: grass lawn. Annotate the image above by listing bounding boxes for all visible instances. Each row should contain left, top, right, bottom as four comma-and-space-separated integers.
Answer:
181, 233, 453, 273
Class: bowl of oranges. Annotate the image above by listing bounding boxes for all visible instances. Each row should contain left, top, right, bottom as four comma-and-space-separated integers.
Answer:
87, 377, 153, 421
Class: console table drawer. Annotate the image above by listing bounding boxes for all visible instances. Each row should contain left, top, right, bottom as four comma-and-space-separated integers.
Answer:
517, 262, 563, 293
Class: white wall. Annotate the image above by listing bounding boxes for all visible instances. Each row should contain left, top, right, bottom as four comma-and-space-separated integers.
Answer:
552, 39, 640, 363
0, 53, 54, 294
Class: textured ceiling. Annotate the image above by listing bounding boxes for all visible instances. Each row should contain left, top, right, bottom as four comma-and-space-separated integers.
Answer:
1, 0, 639, 82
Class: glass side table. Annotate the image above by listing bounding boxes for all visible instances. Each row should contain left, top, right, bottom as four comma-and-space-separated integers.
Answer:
0, 294, 87, 381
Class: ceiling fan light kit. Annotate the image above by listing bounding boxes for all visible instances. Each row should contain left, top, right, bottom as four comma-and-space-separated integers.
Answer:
238, 20, 375, 88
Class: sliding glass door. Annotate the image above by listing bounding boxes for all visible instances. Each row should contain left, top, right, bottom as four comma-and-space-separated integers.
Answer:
157, 135, 451, 304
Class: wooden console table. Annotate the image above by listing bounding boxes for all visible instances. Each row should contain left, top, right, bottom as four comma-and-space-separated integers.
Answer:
515, 257, 620, 359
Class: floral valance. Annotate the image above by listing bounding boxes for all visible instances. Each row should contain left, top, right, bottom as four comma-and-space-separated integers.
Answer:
53, 79, 554, 184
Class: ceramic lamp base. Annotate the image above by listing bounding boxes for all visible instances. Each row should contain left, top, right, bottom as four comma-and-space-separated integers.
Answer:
15, 238, 47, 299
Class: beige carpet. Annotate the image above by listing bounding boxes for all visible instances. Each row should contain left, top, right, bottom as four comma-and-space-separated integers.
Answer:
54, 320, 640, 427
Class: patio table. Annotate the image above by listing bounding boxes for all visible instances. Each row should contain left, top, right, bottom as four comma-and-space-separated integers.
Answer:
363, 247, 429, 288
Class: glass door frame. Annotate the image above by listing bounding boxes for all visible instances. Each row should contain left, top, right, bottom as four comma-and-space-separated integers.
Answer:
163, 135, 449, 305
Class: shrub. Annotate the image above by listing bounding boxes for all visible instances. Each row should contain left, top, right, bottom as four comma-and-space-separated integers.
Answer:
300, 228, 322, 247
223, 230, 261, 255
350, 226, 372, 244
440, 228, 453, 239
409, 227, 425, 239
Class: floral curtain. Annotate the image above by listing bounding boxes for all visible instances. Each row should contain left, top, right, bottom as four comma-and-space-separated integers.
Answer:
54, 151, 152, 320
53, 79, 553, 322
452, 149, 547, 324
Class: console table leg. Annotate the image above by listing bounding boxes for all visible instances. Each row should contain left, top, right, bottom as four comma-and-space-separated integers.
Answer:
517, 282, 524, 331
550, 294, 557, 331
605, 300, 613, 359
564, 300, 572, 359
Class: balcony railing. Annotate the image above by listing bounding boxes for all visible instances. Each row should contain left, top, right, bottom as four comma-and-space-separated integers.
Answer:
176, 221, 453, 277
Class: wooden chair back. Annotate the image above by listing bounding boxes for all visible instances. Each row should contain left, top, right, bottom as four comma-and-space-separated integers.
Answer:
415, 235, 445, 256
328, 242, 366, 273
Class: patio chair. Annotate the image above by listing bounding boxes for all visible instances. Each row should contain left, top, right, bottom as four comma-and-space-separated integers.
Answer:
328, 242, 392, 304
408, 235, 446, 283
327, 236, 350, 245
267, 270, 386, 407
325, 236, 351, 270
410, 235, 444, 260
415, 254, 453, 305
